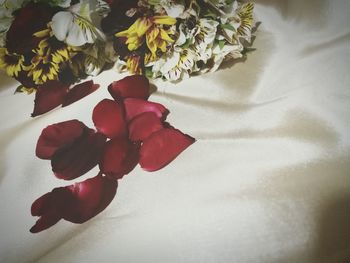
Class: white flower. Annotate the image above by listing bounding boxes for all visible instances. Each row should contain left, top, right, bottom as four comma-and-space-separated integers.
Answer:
151, 48, 195, 81
209, 42, 243, 72
0, 0, 28, 10
51, 0, 107, 47
191, 18, 219, 63
160, 0, 185, 18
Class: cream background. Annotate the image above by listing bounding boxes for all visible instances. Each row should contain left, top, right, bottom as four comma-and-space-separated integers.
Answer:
1, 0, 350, 262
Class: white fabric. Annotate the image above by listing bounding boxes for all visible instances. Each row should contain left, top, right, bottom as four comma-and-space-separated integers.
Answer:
1, 0, 350, 262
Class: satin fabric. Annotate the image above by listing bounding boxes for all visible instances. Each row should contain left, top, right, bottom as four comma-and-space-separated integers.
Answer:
1, 0, 350, 262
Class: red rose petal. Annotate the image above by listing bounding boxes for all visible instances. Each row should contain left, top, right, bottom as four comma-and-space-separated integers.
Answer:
31, 81, 68, 117
30, 188, 72, 233
124, 98, 168, 122
139, 128, 195, 172
99, 138, 139, 179
108, 75, 150, 101
30, 175, 118, 232
30, 211, 61, 233
128, 112, 163, 142
92, 99, 127, 139
63, 175, 118, 223
36, 120, 85, 160
62, 80, 100, 107
52, 130, 107, 180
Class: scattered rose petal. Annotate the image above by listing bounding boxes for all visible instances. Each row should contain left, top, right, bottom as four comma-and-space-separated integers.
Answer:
36, 120, 86, 160
100, 138, 139, 179
62, 80, 100, 107
108, 75, 150, 101
128, 112, 163, 142
63, 175, 118, 223
30, 189, 71, 233
139, 128, 195, 171
30, 75, 196, 233
52, 130, 107, 180
32, 81, 68, 117
92, 99, 127, 139
124, 98, 168, 122
30, 175, 118, 233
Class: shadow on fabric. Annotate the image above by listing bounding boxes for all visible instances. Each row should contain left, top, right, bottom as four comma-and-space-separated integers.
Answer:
254, 0, 329, 28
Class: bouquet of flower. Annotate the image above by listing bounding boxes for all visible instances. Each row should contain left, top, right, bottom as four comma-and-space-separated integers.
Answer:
0, 0, 113, 115
103, 0, 255, 81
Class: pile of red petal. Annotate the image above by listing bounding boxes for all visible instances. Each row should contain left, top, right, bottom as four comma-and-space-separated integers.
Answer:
30, 75, 195, 233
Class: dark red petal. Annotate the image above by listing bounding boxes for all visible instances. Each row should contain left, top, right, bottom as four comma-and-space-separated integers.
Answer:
52, 130, 107, 180
108, 75, 150, 101
139, 128, 195, 172
30, 211, 61, 233
62, 80, 100, 107
92, 99, 127, 139
36, 120, 86, 160
62, 175, 118, 223
30, 175, 118, 232
31, 81, 69, 117
124, 98, 168, 122
7, 2, 57, 54
30, 187, 72, 233
99, 138, 139, 179
128, 112, 163, 142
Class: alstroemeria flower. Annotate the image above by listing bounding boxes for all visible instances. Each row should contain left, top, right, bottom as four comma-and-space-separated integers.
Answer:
30, 174, 118, 233
51, 1, 107, 47
150, 24, 196, 81
237, 2, 255, 42
31, 75, 195, 232
115, 16, 176, 56
151, 48, 195, 81
160, 0, 185, 18
191, 18, 219, 63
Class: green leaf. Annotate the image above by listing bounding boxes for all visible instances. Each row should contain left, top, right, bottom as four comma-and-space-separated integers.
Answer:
218, 40, 226, 50
145, 67, 153, 78
14, 85, 25, 94
221, 23, 235, 31
181, 39, 192, 49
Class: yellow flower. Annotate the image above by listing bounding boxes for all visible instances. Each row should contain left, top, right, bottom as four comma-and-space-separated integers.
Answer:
116, 16, 176, 56
27, 53, 60, 85
126, 55, 142, 75
17, 86, 37, 94
34, 27, 74, 64
237, 3, 254, 40
144, 52, 158, 65
0, 48, 26, 77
